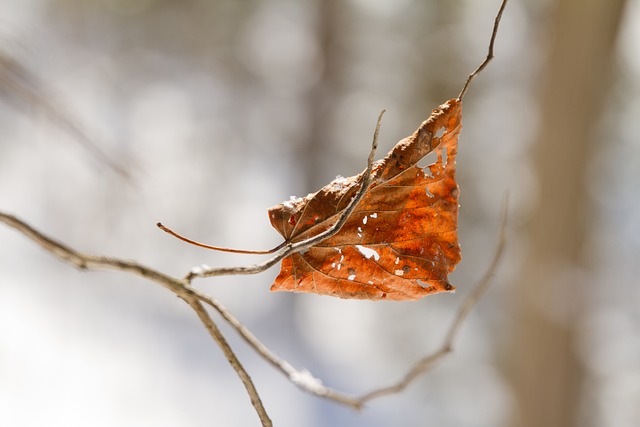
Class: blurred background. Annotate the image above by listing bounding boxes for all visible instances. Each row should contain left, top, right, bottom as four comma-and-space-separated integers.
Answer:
0, 0, 638, 426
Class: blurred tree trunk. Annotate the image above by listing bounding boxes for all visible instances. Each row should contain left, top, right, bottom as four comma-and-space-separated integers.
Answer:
506, 0, 626, 426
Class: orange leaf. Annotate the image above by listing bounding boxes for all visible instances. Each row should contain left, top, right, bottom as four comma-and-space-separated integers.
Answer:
268, 99, 462, 301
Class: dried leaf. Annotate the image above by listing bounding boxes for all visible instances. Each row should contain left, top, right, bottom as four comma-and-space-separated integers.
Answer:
268, 99, 462, 301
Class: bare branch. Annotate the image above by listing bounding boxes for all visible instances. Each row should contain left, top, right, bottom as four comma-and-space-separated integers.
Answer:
457, 0, 508, 101
0, 212, 189, 295
184, 110, 384, 282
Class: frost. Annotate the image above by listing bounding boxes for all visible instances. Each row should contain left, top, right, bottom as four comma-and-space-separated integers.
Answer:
394, 269, 404, 276
290, 369, 325, 394
362, 216, 368, 225
190, 264, 211, 275
332, 174, 351, 190
283, 195, 303, 209
356, 245, 380, 261
370, 213, 378, 219
395, 257, 400, 265
347, 274, 356, 281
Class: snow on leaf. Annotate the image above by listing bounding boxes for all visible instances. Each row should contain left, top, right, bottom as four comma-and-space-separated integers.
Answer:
356, 245, 381, 261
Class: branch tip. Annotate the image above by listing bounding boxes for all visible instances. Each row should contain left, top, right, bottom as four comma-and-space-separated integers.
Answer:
457, 0, 509, 101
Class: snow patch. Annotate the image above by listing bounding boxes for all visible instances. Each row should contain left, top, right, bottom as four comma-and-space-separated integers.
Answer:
356, 245, 380, 261
290, 369, 325, 394
190, 264, 211, 275
283, 195, 302, 209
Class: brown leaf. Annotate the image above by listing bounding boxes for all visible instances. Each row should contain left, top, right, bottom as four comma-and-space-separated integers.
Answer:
268, 99, 462, 301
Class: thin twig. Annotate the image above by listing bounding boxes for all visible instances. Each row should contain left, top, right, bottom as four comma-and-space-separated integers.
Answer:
356, 196, 508, 404
457, 0, 508, 101
185, 110, 384, 282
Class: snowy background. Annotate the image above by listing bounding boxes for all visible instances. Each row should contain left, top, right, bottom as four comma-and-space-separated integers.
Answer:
1, 0, 638, 426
